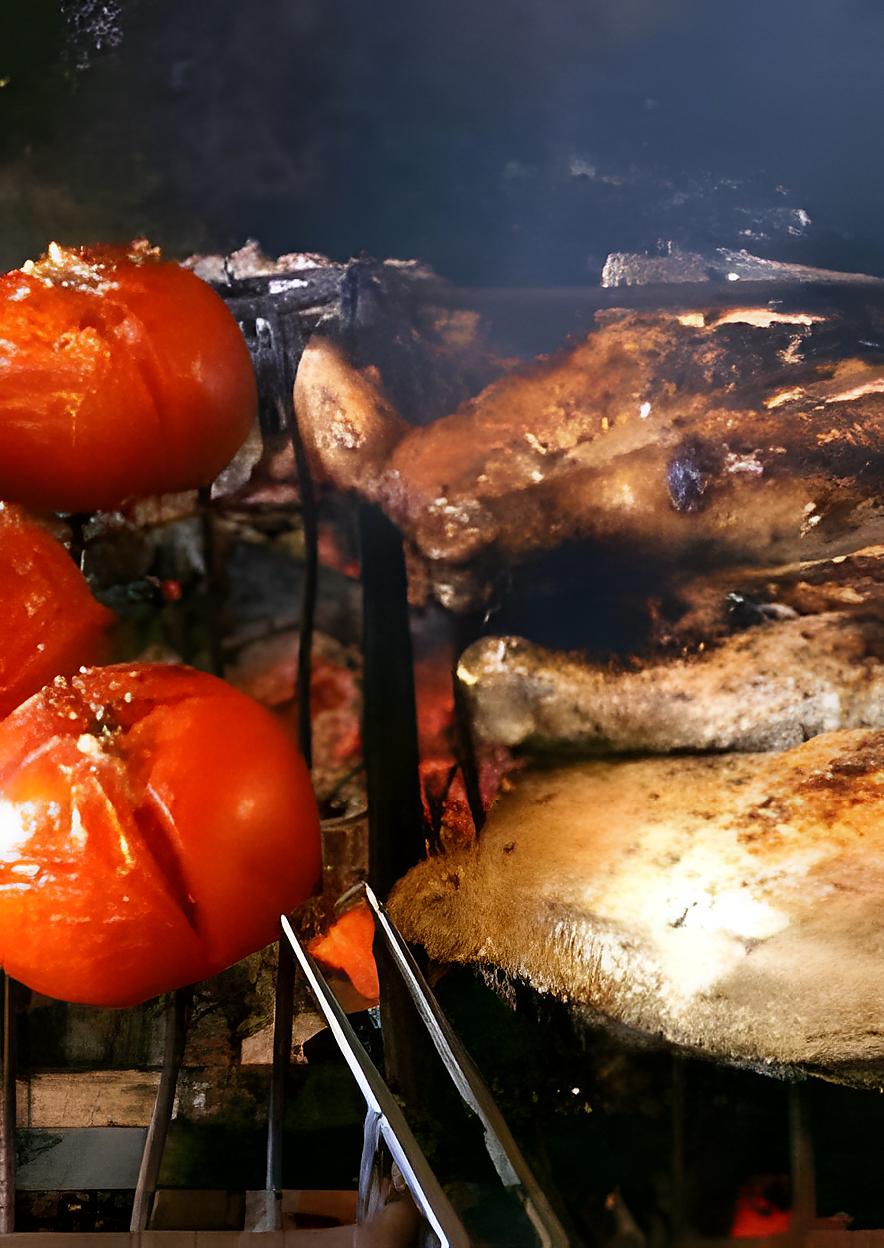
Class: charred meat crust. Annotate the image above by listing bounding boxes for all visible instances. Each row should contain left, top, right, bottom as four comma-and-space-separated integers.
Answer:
296, 304, 884, 606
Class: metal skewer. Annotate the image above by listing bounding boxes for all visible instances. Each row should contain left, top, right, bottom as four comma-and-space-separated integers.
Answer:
362, 884, 571, 1247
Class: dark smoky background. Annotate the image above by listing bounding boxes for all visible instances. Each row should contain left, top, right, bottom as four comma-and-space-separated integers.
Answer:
2, 0, 884, 282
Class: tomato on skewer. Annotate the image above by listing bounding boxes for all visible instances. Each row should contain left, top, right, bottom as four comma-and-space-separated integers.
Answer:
0, 241, 257, 513
0, 664, 320, 1006
0, 503, 113, 717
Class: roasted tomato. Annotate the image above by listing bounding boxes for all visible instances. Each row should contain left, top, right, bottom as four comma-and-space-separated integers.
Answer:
0, 241, 257, 513
0, 664, 320, 1006
0, 503, 113, 717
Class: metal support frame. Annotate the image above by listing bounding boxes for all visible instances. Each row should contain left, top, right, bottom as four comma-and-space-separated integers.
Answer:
130, 986, 193, 1231
0, 973, 16, 1233
226, 278, 313, 1229
7, 263, 852, 1237
789, 1082, 816, 1243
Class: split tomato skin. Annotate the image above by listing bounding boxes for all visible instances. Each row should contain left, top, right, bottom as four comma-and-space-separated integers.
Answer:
0, 242, 257, 513
0, 504, 113, 717
0, 664, 321, 1007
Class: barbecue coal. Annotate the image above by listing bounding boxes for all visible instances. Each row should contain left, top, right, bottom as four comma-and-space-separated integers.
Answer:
389, 729, 884, 1085
458, 612, 884, 755
297, 302, 884, 608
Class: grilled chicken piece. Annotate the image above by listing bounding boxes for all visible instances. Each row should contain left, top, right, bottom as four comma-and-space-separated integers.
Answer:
389, 730, 884, 1083
661, 544, 884, 647
297, 305, 884, 607
459, 612, 884, 755
295, 337, 408, 494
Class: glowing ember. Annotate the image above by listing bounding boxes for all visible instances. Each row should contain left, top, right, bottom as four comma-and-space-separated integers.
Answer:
730, 1179, 791, 1239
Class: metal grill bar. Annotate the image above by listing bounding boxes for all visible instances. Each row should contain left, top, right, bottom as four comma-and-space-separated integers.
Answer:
789, 1083, 816, 1241
359, 502, 424, 898
229, 289, 311, 1229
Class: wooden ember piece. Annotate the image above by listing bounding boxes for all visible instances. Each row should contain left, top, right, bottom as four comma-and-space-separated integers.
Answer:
389, 729, 884, 1085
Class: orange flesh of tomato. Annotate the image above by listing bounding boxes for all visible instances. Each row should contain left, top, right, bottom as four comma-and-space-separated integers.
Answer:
309, 903, 380, 1002
0, 664, 320, 1006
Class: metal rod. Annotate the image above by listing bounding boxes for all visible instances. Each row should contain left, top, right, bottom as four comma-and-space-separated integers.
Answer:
130, 986, 193, 1232
0, 973, 16, 1233
358, 503, 428, 1119
283, 392, 318, 770
260, 323, 315, 1224
452, 670, 485, 837
788, 1081, 816, 1244
263, 928, 296, 1228
670, 1056, 687, 1246
281, 915, 470, 1248
443, 276, 884, 310
359, 503, 424, 898
197, 484, 225, 678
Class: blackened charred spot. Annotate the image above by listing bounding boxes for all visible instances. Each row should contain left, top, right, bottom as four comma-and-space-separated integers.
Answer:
656, 322, 810, 398
667, 444, 709, 513
726, 592, 784, 631
800, 735, 884, 803
667, 454, 705, 512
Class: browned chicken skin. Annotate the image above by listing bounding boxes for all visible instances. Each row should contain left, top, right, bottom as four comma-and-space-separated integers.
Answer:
389, 729, 884, 1084
295, 296, 884, 1081
296, 305, 884, 607
458, 612, 884, 755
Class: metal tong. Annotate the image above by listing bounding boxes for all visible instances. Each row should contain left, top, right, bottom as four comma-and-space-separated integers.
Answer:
281, 882, 570, 1248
